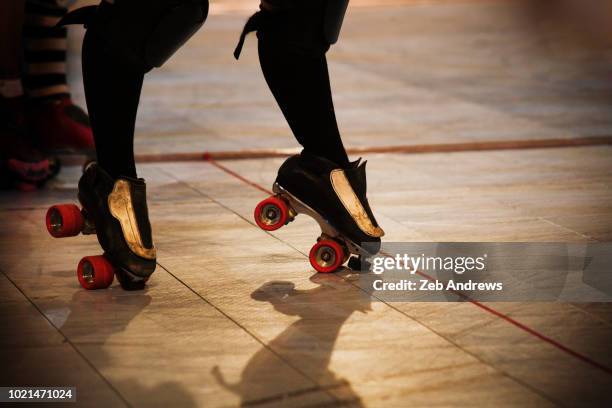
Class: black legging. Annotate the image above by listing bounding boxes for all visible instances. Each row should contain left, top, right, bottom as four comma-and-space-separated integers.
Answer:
82, 28, 142, 179
258, 37, 349, 168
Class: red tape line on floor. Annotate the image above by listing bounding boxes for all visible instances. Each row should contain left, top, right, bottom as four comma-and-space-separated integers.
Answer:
133, 136, 612, 163
56, 136, 612, 167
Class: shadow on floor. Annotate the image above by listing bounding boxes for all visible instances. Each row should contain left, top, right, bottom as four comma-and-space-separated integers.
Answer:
213, 273, 371, 407
60, 287, 198, 407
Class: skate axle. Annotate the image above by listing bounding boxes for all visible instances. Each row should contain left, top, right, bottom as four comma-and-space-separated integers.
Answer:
265, 206, 281, 224
48, 208, 63, 232
81, 260, 95, 285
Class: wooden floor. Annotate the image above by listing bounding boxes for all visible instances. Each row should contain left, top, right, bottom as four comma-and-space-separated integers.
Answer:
2, 1, 612, 407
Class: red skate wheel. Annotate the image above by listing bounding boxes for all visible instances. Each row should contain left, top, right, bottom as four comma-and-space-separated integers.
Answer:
309, 239, 345, 273
254, 196, 289, 231
46, 204, 84, 238
77, 256, 115, 290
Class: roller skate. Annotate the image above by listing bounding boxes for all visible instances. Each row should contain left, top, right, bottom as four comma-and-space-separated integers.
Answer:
1, 96, 56, 191
0, 138, 54, 191
45, 163, 156, 290
28, 95, 96, 169
254, 152, 384, 273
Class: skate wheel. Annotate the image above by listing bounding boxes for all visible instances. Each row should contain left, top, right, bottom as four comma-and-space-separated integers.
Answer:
46, 204, 84, 238
309, 239, 345, 273
254, 196, 290, 231
77, 256, 115, 290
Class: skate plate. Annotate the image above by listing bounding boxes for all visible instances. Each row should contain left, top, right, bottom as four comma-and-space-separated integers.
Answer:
272, 183, 365, 257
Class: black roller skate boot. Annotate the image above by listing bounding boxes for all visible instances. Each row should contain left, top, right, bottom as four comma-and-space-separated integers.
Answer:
254, 152, 384, 273
46, 163, 156, 290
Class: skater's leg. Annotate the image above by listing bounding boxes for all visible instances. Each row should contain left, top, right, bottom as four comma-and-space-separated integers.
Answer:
82, 26, 143, 179
58, 0, 208, 288
0, 0, 54, 189
255, 1, 350, 167
244, 1, 384, 261
258, 39, 349, 168
71, 0, 209, 179
23, 0, 94, 152
22, 0, 70, 99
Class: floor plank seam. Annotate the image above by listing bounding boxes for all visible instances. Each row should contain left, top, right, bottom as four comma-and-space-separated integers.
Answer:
538, 217, 596, 242
0, 268, 132, 408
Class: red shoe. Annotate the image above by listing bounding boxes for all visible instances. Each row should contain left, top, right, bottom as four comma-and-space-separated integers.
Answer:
0, 134, 55, 190
28, 95, 94, 153
1, 96, 56, 190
